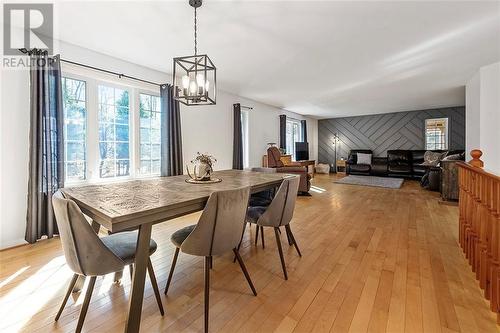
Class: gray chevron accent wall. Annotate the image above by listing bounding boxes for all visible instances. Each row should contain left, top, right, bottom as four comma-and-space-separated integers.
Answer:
318, 106, 465, 166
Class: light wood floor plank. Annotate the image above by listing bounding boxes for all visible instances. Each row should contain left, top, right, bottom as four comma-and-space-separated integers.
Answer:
0, 174, 498, 332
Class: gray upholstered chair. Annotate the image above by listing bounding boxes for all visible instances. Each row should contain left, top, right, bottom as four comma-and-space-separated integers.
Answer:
163, 187, 256, 333
52, 191, 164, 333
245, 175, 301, 280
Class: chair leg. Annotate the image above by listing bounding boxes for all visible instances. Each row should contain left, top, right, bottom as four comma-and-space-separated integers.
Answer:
129, 264, 134, 281
164, 247, 180, 295
204, 256, 211, 333
260, 226, 265, 249
147, 259, 164, 316
285, 224, 302, 257
209, 256, 213, 269
255, 225, 260, 246
75, 276, 96, 333
55, 273, 79, 321
285, 225, 293, 245
233, 248, 257, 296
233, 221, 248, 263
274, 227, 288, 280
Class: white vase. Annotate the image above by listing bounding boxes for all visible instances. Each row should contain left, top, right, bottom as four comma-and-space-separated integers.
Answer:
197, 162, 212, 180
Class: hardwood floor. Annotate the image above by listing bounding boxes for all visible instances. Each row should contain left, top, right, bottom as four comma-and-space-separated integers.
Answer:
0, 174, 498, 332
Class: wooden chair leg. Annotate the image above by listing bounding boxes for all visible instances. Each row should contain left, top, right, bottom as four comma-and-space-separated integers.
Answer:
204, 256, 211, 333
75, 276, 96, 333
147, 259, 164, 316
233, 249, 257, 296
55, 273, 79, 321
274, 227, 288, 280
285, 224, 302, 257
260, 226, 265, 249
164, 247, 180, 295
129, 264, 134, 281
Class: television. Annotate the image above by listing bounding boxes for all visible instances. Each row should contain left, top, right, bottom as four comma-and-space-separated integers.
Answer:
295, 142, 309, 161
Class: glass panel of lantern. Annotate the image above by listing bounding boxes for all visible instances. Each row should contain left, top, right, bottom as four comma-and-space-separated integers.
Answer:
173, 54, 216, 106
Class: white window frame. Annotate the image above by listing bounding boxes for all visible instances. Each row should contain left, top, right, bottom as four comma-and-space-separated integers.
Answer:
286, 118, 303, 160
136, 90, 162, 178
425, 117, 449, 150
61, 63, 160, 185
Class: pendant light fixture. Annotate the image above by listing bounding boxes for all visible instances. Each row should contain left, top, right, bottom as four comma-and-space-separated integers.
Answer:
173, 0, 216, 106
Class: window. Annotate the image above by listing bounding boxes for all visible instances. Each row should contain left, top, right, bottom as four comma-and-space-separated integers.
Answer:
62, 78, 87, 181
425, 118, 448, 150
139, 93, 161, 176
61, 66, 161, 184
286, 119, 303, 159
241, 109, 249, 169
98, 85, 130, 178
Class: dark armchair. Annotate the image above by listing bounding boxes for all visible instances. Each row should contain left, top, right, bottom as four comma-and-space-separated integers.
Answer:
346, 149, 373, 175
267, 147, 311, 194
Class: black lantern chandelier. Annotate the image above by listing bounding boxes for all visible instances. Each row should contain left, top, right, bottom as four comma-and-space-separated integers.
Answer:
173, 0, 216, 106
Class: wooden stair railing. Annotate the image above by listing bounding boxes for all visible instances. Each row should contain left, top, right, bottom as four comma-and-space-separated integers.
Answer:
458, 149, 500, 323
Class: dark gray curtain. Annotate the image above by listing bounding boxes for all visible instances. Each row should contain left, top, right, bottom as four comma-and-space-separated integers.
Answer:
279, 115, 286, 151
160, 84, 183, 176
25, 51, 64, 243
301, 120, 307, 142
233, 103, 243, 170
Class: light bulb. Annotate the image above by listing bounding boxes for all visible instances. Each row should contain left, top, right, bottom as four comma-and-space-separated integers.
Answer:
205, 80, 210, 91
189, 81, 197, 94
196, 73, 205, 86
181, 75, 190, 89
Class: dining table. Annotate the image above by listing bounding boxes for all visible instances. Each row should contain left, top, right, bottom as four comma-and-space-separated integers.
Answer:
62, 169, 288, 333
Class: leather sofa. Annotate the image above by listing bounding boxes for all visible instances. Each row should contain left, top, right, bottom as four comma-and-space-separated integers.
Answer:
266, 146, 311, 194
346, 149, 464, 179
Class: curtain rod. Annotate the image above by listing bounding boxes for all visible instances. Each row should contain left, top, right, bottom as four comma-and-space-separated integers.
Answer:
241, 105, 253, 110
18, 48, 163, 87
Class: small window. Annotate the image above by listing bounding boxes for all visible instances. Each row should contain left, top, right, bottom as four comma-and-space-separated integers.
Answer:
286, 119, 303, 159
139, 93, 162, 176
241, 110, 249, 169
425, 118, 448, 150
62, 77, 87, 182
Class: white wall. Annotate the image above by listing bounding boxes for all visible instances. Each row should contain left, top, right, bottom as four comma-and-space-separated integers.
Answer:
465, 62, 500, 175
182, 93, 318, 171
0, 41, 317, 249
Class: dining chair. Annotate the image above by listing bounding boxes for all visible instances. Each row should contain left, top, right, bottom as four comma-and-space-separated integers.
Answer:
52, 191, 164, 333
245, 175, 301, 280
163, 187, 256, 333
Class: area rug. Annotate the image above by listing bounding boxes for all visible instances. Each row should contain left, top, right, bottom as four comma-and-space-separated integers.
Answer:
334, 175, 404, 189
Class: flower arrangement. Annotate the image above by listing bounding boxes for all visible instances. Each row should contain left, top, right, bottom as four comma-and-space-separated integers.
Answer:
191, 152, 217, 167
187, 152, 217, 181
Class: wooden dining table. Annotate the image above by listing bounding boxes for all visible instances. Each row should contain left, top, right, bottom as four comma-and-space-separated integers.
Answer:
62, 169, 287, 333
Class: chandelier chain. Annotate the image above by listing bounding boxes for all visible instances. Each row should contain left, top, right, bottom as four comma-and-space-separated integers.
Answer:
194, 6, 197, 55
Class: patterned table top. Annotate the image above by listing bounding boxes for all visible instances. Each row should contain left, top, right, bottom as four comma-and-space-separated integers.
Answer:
62, 169, 286, 231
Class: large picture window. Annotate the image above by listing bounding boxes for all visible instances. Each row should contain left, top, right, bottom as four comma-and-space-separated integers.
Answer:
425, 118, 448, 150
286, 119, 303, 159
61, 67, 161, 184
62, 77, 87, 181
139, 93, 161, 176
98, 85, 130, 178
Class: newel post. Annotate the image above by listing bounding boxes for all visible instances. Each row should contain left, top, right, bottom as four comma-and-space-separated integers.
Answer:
469, 149, 484, 168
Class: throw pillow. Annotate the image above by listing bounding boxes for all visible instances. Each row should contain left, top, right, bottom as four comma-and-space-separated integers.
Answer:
421, 151, 446, 166
357, 153, 372, 165
442, 153, 464, 161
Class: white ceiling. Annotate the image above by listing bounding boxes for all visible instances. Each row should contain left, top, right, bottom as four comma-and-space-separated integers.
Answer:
54, 1, 500, 118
